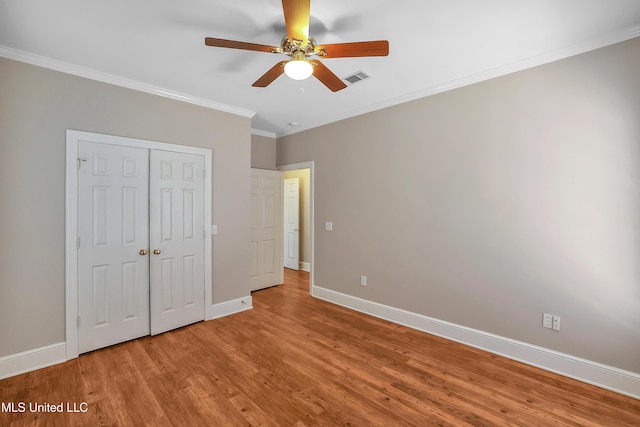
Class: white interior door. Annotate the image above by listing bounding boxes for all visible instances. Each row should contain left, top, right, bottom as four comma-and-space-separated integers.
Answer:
149, 150, 205, 335
250, 169, 283, 291
77, 142, 150, 353
77, 142, 206, 351
283, 178, 300, 270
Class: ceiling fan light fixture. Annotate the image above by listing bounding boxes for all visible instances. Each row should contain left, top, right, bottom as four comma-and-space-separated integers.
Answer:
284, 59, 313, 80
204, 1, 388, 92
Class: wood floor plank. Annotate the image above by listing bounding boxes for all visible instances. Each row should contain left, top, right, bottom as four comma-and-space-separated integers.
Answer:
1, 268, 639, 426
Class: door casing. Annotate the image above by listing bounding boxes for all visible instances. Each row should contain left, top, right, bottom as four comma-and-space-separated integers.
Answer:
65, 130, 212, 360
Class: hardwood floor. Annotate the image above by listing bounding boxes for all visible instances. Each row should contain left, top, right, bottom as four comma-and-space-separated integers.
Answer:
1, 269, 639, 426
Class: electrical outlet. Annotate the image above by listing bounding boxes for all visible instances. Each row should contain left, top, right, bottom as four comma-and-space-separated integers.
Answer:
543, 313, 560, 331
542, 313, 553, 329
360, 275, 367, 286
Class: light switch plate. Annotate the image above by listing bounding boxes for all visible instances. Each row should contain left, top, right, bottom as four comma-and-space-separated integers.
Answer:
325, 221, 333, 231
211, 224, 218, 235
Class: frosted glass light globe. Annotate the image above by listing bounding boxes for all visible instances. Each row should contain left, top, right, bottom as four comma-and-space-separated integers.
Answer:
284, 60, 313, 80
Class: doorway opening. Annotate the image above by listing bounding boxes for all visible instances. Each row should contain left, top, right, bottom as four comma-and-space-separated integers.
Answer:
279, 162, 314, 295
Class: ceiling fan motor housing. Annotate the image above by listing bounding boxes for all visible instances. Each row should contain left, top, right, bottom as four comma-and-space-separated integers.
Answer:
281, 36, 319, 59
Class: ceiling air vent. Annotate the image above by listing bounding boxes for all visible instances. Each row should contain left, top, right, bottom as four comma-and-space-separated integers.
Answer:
344, 70, 371, 85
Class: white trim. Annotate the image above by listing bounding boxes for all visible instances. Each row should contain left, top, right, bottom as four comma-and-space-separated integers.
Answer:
206, 296, 253, 320
299, 262, 311, 272
251, 128, 277, 139
0, 343, 66, 380
0, 45, 255, 119
313, 286, 640, 400
278, 162, 315, 296
276, 24, 640, 137
65, 130, 213, 360
65, 136, 79, 360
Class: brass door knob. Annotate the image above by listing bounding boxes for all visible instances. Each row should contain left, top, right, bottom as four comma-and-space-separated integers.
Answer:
139, 249, 148, 256
153, 249, 161, 255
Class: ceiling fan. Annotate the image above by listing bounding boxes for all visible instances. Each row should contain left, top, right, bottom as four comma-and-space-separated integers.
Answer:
204, 0, 389, 92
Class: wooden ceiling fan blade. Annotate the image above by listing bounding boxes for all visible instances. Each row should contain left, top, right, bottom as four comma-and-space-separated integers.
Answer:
309, 60, 347, 92
315, 40, 389, 58
205, 37, 279, 53
282, 0, 310, 46
252, 61, 288, 88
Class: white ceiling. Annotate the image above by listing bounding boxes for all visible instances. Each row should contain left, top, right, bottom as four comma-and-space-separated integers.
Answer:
1, 0, 640, 137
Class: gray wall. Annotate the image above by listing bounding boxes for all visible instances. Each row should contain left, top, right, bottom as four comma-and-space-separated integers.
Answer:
0, 57, 251, 357
251, 134, 277, 170
277, 38, 640, 373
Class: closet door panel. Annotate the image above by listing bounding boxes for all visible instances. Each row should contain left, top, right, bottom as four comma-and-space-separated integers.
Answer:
77, 142, 150, 353
150, 151, 205, 335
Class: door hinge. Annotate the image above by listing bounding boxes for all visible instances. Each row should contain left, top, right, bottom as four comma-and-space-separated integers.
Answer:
203, 169, 206, 179
76, 237, 80, 249
77, 157, 87, 170
76, 316, 81, 328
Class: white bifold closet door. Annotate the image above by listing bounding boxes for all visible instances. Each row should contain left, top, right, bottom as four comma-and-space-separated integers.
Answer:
77, 142, 205, 354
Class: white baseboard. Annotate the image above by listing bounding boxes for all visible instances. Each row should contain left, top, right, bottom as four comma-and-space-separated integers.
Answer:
206, 296, 253, 321
299, 262, 311, 272
0, 342, 66, 380
0, 299, 253, 380
313, 286, 640, 400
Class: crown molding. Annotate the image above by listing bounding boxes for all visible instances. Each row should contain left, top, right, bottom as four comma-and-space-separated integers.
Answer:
0, 45, 256, 119
276, 24, 640, 138
251, 128, 277, 138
